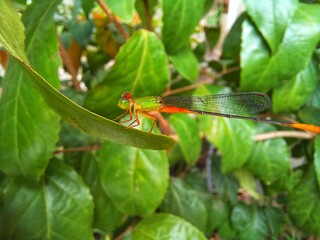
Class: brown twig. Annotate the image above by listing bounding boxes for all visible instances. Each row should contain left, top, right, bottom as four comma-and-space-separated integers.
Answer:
96, 0, 129, 41
59, 38, 82, 91
53, 144, 100, 154
254, 131, 315, 141
162, 65, 240, 97
143, 0, 153, 31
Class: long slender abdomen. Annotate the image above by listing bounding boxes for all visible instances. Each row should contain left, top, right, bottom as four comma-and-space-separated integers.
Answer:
160, 106, 193, 113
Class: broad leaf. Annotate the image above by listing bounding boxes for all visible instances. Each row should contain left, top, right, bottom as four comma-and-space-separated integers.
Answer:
246, 124, 291, 184
81, 153, 127, 232
98, 141, 169, 217
169, 114, 201, 166
162, 0, 209, 54
240, 3, 320, 92
231, 203, 268, 240
0, 0, 61, 179
0, 0, 27, 62
243, 0, 298, 53
84, 30, 169, 118
235, 169, 260, 199
273, 60, 318, 113
132, 213, 207, 240
169, 47, 199, 82
160, 178, 207, 232
287, 168, 320, 235
263, 206, 284, 237
0, 160, 94, 240
104, 0, 135, 23
203, 116, 255, 173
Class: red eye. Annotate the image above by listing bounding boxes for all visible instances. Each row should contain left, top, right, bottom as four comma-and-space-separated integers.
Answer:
121, 91, 132, 100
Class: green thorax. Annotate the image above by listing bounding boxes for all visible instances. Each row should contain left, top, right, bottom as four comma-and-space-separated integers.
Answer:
134, 96, 163, 111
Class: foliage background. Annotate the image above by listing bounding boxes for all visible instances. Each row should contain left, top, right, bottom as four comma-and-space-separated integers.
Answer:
0, 0, 320, 239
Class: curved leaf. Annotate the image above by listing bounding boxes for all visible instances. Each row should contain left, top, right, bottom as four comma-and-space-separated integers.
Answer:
0, 0, 27, 62
273, 60, 319, 113
202, 116, 255, 173
99, 141, 169, 217
169, 114, 201, 166
0, 4, 174, 150
231, 203, 267, 240
243, 0, 298, 53
133, 213, 207, 240
0, 160, 94, 240
84, 29, 169, 118
240, 3, 320, 92
81, 153, 126, 232
169, 47, 199, 82
104, 0, 135, 23
160, 178, 207, 232
0, 0, 61, 179
287, 168, 320, 235
246, 124, 291, 184
162, 0, 209, 54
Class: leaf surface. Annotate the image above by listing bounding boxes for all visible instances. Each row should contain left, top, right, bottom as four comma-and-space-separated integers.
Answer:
240, 3, 320, 92
133, 213, 207, 240
160, 178, 207, 232
99, 141, 169, 216
0, 160, 94, 240
243, 0, 298, 53
169, 114, 201, 165
104, 0, 135, 23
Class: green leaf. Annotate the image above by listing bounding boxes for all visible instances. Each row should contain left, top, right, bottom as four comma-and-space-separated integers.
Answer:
169, 114, 201, 165
243, 0, 298, 53
206, 197, 229, 234
0, 160, 94, 240
246, 124, 291, 184
202, 116, 255, 173
235, 169, 260, 199
240, 3, 320, 92
0, 5, 174, 150
104, 0, 135, 23
81, 153, 126, 232
169, 47, 199, 82
231, 203, 268, 240
0, 0, 61, 179
162, 0, 209, 54
314, 136, 320, 189
84, 30, 169, 118
71, 20, 94, 48
263, 206, 284, 237
287, 167, 320, 235
160, 178, 207, 232
0, 0, 27, 62
98, 141, 169, 217
222, 13, 246, 59
273, 60, 319, 113
132, 213, 207, 240
210, 156, 239, 203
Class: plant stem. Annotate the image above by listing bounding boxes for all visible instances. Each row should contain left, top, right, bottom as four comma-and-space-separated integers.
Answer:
96, 0, 129, 41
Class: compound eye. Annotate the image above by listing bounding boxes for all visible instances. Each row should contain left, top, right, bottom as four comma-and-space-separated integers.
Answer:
118, 98, 130, 110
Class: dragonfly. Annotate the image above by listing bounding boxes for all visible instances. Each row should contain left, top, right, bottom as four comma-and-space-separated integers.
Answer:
115, 91, 320, 134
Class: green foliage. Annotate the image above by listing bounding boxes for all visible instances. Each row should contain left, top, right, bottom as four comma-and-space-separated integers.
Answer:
1, 0, 320, 239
